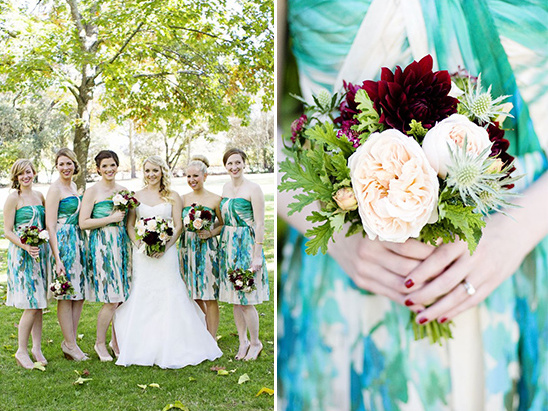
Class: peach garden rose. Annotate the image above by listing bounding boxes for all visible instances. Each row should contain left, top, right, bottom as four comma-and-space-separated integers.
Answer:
348, 129, 439, 243
422, 113, 492, 178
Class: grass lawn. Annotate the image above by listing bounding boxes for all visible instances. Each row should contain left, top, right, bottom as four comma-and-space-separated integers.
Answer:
0, 190, 275, 411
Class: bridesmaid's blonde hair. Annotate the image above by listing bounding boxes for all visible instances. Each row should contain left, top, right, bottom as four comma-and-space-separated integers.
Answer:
55, 148, 80, 175
10, 159, 36, 194
143, 155, 173, 203
187, 155, 209, 175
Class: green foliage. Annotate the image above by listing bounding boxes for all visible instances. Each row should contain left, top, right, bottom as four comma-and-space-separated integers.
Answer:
419, 187, 485, 254
406, 119, 428, 142
306, 123, 354, 158
353, 89, 383, 138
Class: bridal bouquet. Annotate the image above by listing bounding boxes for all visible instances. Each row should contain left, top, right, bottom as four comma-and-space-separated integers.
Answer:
110, 190, 140, 212
135, 216, 174, 256
20, 225, 49, 262
279, 55, 520, 344
228, 268, 256, 293
184, 204, 214, 233
50, 275, 75, 298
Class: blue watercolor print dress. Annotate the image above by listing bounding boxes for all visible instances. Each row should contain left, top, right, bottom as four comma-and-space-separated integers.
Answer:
54, 196, 88, 300
218, 198, 269, 305
279, 1, 548, 410
179, 205, 220, 300
6, 205, 48, 309
87, 200, 131, 303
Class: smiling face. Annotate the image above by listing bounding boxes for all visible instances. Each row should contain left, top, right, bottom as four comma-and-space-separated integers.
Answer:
98, 157, 118, 181
56, 155, 75, 180
144, 161, 163, 186
225, 153, 245, 178
186, 165, 206, 191
17, 166, 35, 188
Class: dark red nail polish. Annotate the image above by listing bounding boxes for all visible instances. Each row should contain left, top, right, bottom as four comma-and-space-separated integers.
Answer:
405, 279, 414, 289
418, 317, 428, 324
417, 309, 423, 314
404, 299, 414, 306
439, 317, 448, 324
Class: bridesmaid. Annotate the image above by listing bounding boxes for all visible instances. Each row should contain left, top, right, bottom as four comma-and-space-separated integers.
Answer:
45, 148, 88, 361
219, 148, 269, 361
180, 155, 223, 337
3, 159, 48, 369
79, 150, 131, 362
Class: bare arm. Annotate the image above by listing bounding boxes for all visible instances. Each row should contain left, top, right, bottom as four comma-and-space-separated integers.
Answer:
167, 193, 183, 250
3, 194, 39, 258
79, 188, 124, 230
250, 183, 265, 271
45, 185, 64, 274
126, 207, 138, 244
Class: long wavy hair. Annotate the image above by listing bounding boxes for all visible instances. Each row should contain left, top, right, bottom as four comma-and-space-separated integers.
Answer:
143, 155, 173, 203
10, 159, 36, 194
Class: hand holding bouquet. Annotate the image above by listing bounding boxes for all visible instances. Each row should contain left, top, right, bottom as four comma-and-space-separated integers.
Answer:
20, 225, 49, 262
279, 55, 520, 344
228, 268, 256, 293
135, 216, 174, 257
184, 204, 213, 237
110, 190, 140, 212
50, 275, 75, 298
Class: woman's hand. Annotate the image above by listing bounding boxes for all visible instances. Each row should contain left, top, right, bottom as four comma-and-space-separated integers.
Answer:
197, 230, 211, 240
25, 245, 40, 259
403, 212, 531, 324
328, 232, 436, 307
55, 259, 66, 276
109, 210, 126, 224
151, 251, 165, 259
251, 256, 263, 273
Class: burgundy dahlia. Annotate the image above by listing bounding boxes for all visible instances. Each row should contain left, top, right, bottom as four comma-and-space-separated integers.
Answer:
290, 114, 308, 143
485, 121, 516, 188
334, 81, 362, 144
362, 55, 458, 136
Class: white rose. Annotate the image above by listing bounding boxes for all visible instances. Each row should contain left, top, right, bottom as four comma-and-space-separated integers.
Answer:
422, 114, 492, 178
136, 227, 146, 237
38, 230, 49, 241
195, 210, 201, 218
183, 216, 191, 226
159, 232, 169, 243
235, 280, 243, 287
112, 193, 125, 205
193, 218, 203, 230
146, 219, 157, 231
348, 129, 439, 243
135, 219, 146, 230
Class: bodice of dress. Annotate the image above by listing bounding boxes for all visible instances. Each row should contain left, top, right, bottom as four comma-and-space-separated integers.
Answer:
220, 198, 254, 228
289, 0, 548, 157
91, 200, 114, 218
14, 205, 45, 231
57, 196, 81, 225
137, 202, 172, 220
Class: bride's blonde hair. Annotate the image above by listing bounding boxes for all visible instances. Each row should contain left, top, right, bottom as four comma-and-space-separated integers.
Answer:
143, 155, 173, 203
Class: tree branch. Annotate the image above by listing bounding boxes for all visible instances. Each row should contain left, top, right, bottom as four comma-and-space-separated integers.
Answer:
168, 26, 229, 41
133, 69, 205, 78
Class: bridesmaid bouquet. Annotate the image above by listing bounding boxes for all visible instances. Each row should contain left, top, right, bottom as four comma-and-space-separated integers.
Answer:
50, 275, 75, 298
228, 268, 256, 293
184, 204, 214, 233
135, 216, 174, 256
279, 55, 520, 344
111, 190, 140, 211
20, 225, 49, 262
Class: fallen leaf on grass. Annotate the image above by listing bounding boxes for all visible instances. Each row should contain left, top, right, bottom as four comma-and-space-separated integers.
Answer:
149, 383, 160, 388
77, 334, 84, 340
188, 377, 196, 382
162, 400, 190, 411
216, 335, 223, 341
238, 373, 250, 384
33, 363, 46, 371
73, 377, 92, 385
210, 365, 225, 371
255, 387, 274, 397
3, 345, 13, 350
138, 383, 161, 391
138, 384, 148, 390
217, 369, 229, 376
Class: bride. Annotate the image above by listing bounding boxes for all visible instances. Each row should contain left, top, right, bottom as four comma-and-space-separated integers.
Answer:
114, 155, 222, 368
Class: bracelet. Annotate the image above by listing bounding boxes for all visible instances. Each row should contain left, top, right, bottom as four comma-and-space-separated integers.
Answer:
256, 242, 263, 245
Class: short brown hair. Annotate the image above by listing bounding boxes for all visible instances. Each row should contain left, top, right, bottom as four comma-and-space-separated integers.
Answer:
222, 148, 247, 166
94, 150, 119, 168
55, 148, 80, 175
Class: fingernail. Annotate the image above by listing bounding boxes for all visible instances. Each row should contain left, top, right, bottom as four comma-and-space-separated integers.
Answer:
418, 317, 428, 324
404, 279, 414, 288
439, 317, 448, 324
404, 299, 414, 307
417, 309, 423, 314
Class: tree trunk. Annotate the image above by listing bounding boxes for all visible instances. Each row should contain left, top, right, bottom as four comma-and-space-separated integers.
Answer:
73, 92, 92, 189
128, 121, 136, 178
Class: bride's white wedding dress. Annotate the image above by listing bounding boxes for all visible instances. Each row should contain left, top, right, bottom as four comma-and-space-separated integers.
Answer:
114, 202, 222, 368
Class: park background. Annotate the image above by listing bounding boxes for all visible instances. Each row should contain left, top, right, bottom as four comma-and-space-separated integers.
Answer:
0, 0, 274, 410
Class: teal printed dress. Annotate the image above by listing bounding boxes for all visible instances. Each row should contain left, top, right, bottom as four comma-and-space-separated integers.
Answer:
6, 206, 48, 309
279, 1, 548, 410
219, 198, 269, 305
179, 206, 219, 300
54, 196, 87, 300
87, 200, 131, 303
